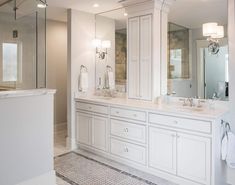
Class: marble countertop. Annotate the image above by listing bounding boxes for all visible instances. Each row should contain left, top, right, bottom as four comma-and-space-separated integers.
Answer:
75, 95, 229, 120
0, 89, 56, 99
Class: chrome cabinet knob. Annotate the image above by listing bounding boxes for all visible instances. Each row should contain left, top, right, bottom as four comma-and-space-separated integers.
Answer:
124, 147, 129, 152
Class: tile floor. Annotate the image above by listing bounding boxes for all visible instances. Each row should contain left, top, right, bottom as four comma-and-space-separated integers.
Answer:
54, 123, 71, 185
54, 123, 70, 157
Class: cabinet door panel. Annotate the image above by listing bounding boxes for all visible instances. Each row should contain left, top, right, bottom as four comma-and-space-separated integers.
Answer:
140, 15, 152, 100
76, 112, 91, 146
149, 127, 177, 174
177, 133, 211, 185
92, 116, 108, 152
128, 17, 140, 99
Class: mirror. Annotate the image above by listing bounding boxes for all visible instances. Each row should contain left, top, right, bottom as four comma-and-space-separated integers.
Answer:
95, 8, 127, 92
167, 0, 228, 100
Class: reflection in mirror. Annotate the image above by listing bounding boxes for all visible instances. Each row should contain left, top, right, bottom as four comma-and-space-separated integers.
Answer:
115, 28, 127, 87
167, 0, 228, 101
95, 8, 127, 93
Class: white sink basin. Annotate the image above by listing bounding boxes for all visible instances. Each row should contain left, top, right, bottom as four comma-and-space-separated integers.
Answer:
162, 104, 205, 114
91, 96, 113, 100
176, 106, 204, 112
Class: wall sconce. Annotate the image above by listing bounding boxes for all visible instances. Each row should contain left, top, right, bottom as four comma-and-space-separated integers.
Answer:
203, 22, 224, 55
37, 0, 48, 8
92, 39, 111, 60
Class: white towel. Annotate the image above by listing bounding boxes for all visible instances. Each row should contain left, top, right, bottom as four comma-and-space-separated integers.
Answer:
107, 71, 115, 90
221, 134, 228, 160
79, 72, 88, 92
226, 131, 235, 168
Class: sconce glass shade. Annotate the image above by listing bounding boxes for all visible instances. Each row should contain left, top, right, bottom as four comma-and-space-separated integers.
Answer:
203, 22, 218, 37
92, 39, 101, 48
212, 26, 224, 39
101, 40, 111, 49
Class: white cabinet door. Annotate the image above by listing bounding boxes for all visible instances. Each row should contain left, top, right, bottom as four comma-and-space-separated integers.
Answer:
76, 112, 91, 146
177, 133, 211, 185
92, 116, 108, 152
140, 15, 152, 100
128, 15, 152, 101
128, 17, 140, 99
149, 127, 177, 174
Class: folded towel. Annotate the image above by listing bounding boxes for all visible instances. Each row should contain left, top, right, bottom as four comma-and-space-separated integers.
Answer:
106, 71, 115, 90
226, 131, 235, 168
79, 72, 88, 92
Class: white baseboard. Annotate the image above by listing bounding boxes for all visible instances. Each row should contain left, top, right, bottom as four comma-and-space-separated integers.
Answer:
16, 170, 56, 185
66, 136, 77, 150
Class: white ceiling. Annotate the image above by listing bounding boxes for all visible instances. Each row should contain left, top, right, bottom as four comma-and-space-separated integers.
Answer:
46, 0, 151, 22
168, 0, 228, 29
0, 0, 228, 28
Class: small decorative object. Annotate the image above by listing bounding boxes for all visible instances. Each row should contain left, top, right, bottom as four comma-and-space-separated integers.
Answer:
202, 22, 224, 55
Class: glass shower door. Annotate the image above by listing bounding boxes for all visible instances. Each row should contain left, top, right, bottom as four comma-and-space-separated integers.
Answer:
0, 0, 46, 90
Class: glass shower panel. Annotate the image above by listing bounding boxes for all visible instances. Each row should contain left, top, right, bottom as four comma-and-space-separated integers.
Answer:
0, 0, 46, 90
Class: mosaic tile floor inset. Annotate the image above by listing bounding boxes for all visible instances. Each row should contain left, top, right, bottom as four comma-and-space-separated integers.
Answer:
55, 152, 158, 185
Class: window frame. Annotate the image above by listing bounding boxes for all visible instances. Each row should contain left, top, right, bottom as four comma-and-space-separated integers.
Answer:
0, 41, 22, 86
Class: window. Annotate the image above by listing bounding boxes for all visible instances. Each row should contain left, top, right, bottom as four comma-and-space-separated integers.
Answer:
169, 49, 182, 78
2, 42, 21, 82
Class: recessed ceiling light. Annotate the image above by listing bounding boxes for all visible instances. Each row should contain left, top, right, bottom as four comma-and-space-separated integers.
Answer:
124, 13, 128, 16
93, 3, 99, 8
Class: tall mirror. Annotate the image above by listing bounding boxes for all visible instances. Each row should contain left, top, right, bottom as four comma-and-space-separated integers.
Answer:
95, 7, 127, 92
167, 0, 228, 101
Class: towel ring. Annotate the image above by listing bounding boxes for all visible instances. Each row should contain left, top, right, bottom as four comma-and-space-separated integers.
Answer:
80, 65, 88, 73
106, 65, 113, 72
221, 120, 232, 139
225, 122, 231, 132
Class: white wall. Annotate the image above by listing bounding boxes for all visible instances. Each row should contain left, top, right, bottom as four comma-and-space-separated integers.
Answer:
67, 9, 95, 149
47, 20, 67, 124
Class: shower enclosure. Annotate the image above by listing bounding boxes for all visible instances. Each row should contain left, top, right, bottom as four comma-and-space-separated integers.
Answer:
0, 0, 46, 90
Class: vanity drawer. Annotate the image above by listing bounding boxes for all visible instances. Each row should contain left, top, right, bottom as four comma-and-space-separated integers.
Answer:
110, 107, 146, 122
76, 102, 108, 115
111, 119, 146, 143
149, 113, 211, 134
110, 138, 146, 165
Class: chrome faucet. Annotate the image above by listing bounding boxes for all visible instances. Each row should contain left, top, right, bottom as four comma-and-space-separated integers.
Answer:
187, 98, 195, 107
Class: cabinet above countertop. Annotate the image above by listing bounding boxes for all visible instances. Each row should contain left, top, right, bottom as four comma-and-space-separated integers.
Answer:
75, 95, 228, 120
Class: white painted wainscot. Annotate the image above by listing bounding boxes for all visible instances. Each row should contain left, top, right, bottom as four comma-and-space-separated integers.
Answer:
75, 96, 228, 185
0, 89, 56, 185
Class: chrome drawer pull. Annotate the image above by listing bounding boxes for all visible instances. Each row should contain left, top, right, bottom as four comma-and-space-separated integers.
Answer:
173, 120, 178, 124
123, 128, 129, 133
116, 111, 119, 114
124, 147, 129, 152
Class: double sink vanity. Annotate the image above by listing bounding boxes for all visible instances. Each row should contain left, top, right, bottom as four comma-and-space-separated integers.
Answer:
75, 95, 227, 185
72, 0, 230, 184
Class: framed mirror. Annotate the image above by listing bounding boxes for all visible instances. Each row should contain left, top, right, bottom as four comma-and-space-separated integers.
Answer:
167, 0, 228, 101
95, 7, 127, 92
